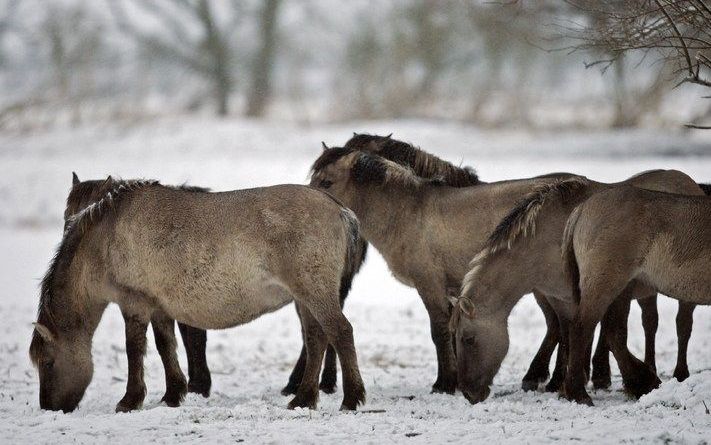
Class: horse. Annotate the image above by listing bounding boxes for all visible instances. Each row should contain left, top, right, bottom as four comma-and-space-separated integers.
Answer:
310, 142, 582, 393
449, 171, 704, 405
29, 176, 365, 412
562, 185, 711, 405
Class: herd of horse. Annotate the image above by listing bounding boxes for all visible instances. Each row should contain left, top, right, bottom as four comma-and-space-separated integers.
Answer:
29, 133, 710, 412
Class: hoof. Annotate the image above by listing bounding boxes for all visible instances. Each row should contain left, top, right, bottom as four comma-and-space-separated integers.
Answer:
592, 376, 611, 390
287, 394, 318, 410
673, 368, 690, 382
431, 376, 457, 395
461, 386, 490, 405
281, 383, 299, 396
340, 384, 366, 410
545, 378, 563, 393
162, 377, 188, 407
319, 381, 337, 395
560, 383, 594, 406
115, 391, 145, 413
623, 371, 661, 399
188, 377, 211, 398
521, 379, 540, 392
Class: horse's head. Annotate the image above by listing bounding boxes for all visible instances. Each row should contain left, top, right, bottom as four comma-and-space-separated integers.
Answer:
64, 173, 114, 229
29, 322, 93, 412
449, 295, 509, 405
309, 144, 365, 207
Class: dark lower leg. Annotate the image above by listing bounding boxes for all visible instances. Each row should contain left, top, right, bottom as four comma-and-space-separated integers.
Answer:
591, 325, 611, 389
288, 305, 328, 410
177, 323, 211, 397
545, 318, 570, 393
562, 316, 596, 406
151, 313, 187, 407
319, 346, 338, 394
673, 302, 694, 382
330, 320, 365, 410
428, 312, 458, 394
638, 295, 658, 372
605, 298, 660, 398
116, 315, 149, 412
522, 293, 559, 391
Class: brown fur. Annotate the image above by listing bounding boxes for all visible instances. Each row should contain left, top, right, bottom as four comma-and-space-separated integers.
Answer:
310, 145, 577, 394
451, 170, 704, 404
30, 177, 366, 412
561, 186, 711, 405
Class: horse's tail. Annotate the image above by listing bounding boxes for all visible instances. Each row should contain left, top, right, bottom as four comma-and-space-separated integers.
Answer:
339, 208, 368, 306
562, 204, 584, 304
697, 183, 711, 195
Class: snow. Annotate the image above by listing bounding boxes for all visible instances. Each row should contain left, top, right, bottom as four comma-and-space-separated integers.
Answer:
1, 118, 711, 443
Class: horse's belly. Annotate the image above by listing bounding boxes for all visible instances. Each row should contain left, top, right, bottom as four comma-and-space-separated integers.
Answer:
162, 276, 295, 330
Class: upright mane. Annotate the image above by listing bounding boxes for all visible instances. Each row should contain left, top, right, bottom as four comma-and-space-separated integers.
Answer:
345, 134, 481, 187
34, 179, 158, 335
460, 177, 590, 299
312, 146, 445, 189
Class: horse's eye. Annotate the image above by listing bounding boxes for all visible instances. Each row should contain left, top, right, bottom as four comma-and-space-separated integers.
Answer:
319, 179, 333, 189
43, 359, 54, 370
463, 336, 476, 346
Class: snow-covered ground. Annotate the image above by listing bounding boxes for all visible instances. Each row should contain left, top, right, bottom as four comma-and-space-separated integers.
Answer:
1, 118, 711, 444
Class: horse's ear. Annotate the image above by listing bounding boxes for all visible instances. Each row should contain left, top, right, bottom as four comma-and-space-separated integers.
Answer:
459, 297, 476, 319
386, 133, 393, 138
33, 323, 55, 343
448, 296, 459, 307
103, 175, 113, 187
353, 132, 357, 137
72, 172, 80, 186
321, 141, 329, 151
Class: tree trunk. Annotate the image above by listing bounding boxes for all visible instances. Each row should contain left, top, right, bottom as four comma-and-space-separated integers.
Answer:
198, 0, 231, 116
246, 0, 280, 117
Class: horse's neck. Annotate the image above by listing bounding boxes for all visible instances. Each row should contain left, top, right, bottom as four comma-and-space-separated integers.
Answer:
352, 185, 426, 257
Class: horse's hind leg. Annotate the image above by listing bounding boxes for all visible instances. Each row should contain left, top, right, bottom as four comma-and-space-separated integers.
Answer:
288, 303, 328, 410
522, 291, 559, 391
177, 323, 211, 397
673, 301, 695, 382
319, 280, 351, 394
637, 294, 658, 372
299, 296, 365, 410
591, 324, 611, 389
604, 296, 660, 398
151, 312, 188, 407
116, 312, 149, 412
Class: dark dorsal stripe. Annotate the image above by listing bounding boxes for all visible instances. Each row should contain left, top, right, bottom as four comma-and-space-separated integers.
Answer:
698, 183, 711, 196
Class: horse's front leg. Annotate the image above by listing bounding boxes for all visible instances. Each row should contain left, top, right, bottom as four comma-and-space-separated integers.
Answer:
673, 301, 695, 382
637, 294, 659, 372
116, 312, 149, 412
177, 323, 211, 397
522, 291, 559, 391
151, 312, 188, 407
420, 286, 457, 394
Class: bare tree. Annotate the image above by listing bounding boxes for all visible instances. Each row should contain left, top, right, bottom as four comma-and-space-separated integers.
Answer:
109, 0, 240, 116
245, 0, 281, 117
562, 0, 711, 127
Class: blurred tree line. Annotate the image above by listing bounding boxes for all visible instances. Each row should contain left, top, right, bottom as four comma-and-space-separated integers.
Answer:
0, 0, 707, 130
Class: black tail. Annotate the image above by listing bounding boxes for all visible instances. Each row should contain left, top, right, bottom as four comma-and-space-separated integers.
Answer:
339, 208, 368, 306
698, 183, 711, 195
562, 205, 583, 304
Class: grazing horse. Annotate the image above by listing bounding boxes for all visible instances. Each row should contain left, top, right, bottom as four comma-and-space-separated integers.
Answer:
449, 171, 704, 405
310, 143, 579, 393
562, 186, 711, 405
65, 173, 211, 404
29, 176, 365, 412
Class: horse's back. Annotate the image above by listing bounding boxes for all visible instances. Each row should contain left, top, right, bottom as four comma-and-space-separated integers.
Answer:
107, 184, 349, 328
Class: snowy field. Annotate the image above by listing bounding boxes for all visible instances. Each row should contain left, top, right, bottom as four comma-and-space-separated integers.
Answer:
1, 118, 711, 444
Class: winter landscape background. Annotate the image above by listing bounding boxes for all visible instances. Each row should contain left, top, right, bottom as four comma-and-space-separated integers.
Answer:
1, 1, 711, 443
